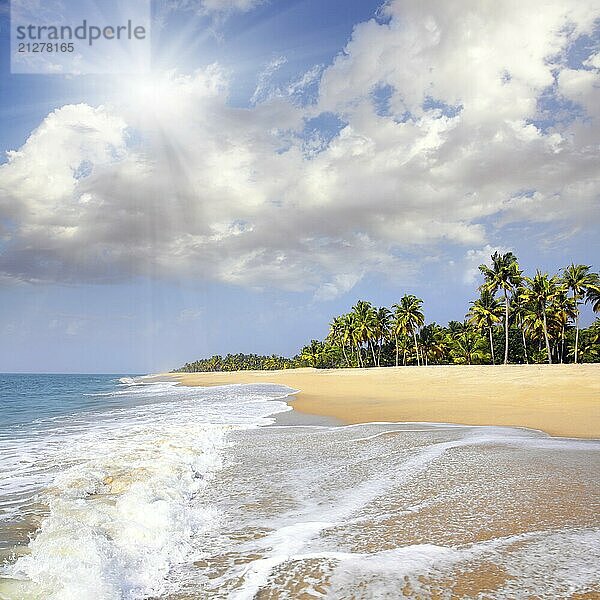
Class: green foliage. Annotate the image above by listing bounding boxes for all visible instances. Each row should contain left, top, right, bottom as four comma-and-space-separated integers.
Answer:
468, 290, 504, 364
174, 353, 297, 372
478, 251, 522, 364
299, 340, 343, 368
567, 320, 600, 363
174, 255, 600, 371
587, 285, 600, 313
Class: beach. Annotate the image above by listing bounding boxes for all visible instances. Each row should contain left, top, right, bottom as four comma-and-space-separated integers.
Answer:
169, 364, 600, 439
2, 372, 600, 599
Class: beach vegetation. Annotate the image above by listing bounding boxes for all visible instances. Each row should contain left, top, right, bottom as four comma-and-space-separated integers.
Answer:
561, 264, 600, 363
478, 252, 522, 364
392, 295, 425, 367
174, 254, 600, 371
467, 290, 504, 364
174, 353, 296, 372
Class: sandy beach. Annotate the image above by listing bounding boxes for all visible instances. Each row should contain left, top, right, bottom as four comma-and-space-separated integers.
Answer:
2, 373, 600, 598
169, 364, 600, 439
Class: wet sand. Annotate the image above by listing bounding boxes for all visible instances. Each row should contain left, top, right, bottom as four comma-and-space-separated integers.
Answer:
160, 421, 600, 599
2, 375, 599, 598
167, 364, 600, 439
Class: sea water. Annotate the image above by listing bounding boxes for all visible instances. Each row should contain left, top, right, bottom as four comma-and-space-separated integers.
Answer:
0, 374, 599, 599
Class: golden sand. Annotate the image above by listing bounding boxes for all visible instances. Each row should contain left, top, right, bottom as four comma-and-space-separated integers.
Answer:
167, 364, 600, 439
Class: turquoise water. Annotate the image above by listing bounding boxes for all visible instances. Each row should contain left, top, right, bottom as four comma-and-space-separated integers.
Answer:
0, 373, 295, 599
0, 374, 141, 428
0, 374, 292, 528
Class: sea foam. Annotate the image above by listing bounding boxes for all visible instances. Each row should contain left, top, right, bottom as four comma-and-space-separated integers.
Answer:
2, 379, 599, 600
0, 380, 293, 599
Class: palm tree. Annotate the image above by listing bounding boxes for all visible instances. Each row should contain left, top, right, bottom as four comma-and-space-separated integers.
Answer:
390, 308, 407, 366
419, 324, 446, 366
513, 286, 532, 364
468, 290, 504, 364
351, 301, 378, 367
392, 295, 425, 366
522, 271, 561, 364
479, 252, 522, 364
586, 280, 600, 313
570, 320, 600, 362
562, 264, 599, 363
550, 288, 576, 363
397, 334, 412, 366
447, 320, 468, 336
328, 316, 350, 367
341, 313, 359, 367
300, 340, 323, 367
374, 307, 391, 366
448, 323, 489, 365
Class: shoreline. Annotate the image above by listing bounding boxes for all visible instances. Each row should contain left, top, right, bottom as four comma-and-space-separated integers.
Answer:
165, 364, 600, 439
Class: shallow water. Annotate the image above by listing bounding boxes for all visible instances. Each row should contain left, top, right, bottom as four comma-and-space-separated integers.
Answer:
1, 375, 599, 599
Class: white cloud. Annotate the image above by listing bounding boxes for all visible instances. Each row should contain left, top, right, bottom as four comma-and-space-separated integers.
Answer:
1, 0, 599, 298
251, 56, 288, 105
314, 273, 362, 302
287, 64, 324, 103
558, 67, 600, 119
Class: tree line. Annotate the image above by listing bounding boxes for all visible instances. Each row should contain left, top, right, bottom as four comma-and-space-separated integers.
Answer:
174, 353, 296, 373
175, 254, 600, 372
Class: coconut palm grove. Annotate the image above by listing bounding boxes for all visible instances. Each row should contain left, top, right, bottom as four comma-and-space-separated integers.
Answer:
175, 253, 600, 372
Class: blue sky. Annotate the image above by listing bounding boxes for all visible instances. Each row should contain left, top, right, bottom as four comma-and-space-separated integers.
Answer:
0, 0, 599, 373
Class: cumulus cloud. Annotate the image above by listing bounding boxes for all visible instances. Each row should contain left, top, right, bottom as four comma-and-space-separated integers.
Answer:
1, 0, 599, 298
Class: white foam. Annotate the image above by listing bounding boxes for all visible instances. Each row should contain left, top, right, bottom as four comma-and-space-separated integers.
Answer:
229, 433, 488, 599
2, 380, 599, 599
4, 426, 224, 599
322, 528, 600, 599
0, 382, 293, 599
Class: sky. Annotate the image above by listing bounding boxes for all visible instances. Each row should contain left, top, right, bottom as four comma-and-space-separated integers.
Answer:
0, 0, 599, 373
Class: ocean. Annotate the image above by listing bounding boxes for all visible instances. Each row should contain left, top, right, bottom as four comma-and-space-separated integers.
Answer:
0, 374, 599, 599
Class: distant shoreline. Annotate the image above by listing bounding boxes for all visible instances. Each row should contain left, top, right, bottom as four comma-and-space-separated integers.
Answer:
165, 364, 600, 439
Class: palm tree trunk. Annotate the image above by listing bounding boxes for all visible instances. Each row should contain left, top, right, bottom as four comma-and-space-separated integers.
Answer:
488, 327, 495, 365
403, 348, 407, 366
542, 310, 552, 364
503, 289, 510, 364
341, 345, 349, 368
520, 317, 528, 364
574, 293, 580, 364
369, 341, 377, 367
413, 331, 420, 366
395, 334, 399, 367
560, 325, 565, 364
